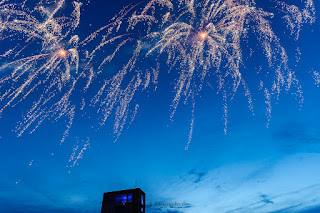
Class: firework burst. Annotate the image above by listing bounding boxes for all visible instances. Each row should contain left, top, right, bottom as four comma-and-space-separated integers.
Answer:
0, 0, 82, 142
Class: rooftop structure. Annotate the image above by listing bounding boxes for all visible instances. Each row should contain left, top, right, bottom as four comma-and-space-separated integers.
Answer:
101, 188, 145, 213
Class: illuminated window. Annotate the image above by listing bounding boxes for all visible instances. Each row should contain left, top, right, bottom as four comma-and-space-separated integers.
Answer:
128, 193, 132, 203
141, 194, 144, 205
115, 194, 127, 204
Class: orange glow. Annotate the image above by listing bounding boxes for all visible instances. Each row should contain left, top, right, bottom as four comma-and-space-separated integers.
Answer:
57, 49, 67, 58
199, 32, 208, 40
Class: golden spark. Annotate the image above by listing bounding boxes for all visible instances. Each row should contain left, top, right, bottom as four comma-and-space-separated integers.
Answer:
199, 32, 208, 40
57, 49, 67, 58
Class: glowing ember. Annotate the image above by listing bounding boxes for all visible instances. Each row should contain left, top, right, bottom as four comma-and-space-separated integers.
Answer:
199, 32, 207, 40
57, 49, 67, 58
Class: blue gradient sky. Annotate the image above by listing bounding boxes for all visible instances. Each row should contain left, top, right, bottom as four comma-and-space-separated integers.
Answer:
1, 0, 320, 212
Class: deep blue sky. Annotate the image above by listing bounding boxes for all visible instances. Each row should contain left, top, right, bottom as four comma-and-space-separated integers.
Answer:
1, 0, 320, 212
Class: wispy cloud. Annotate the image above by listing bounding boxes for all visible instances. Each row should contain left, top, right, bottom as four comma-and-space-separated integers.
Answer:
149, 153, 320, 213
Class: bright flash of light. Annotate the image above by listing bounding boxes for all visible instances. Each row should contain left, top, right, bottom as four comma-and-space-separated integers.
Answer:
57, 49, 67, 58
199, 32, 208, 40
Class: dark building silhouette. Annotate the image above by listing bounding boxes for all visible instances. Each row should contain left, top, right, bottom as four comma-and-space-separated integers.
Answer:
101, 188, 145, 213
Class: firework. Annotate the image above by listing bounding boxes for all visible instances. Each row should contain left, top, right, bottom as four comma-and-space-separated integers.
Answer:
0, 0, 82, 142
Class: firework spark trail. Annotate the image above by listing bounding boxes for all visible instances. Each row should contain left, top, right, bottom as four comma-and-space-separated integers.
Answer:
89, 42, 144, 140
68, 137, 90, 168
313, 71, 320, 86
0, 0, 82, 141
84, 0, 315, 144
277, 0, 316, 40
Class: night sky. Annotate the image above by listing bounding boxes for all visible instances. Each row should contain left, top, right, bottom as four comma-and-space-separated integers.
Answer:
1, 0, 320, 212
